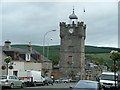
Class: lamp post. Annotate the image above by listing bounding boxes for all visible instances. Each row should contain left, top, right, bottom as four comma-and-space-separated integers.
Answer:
42, 30, 56, 60
47, 38, 53, 59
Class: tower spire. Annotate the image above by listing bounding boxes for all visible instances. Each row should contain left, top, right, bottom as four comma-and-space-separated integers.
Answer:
69, 7, 78, 20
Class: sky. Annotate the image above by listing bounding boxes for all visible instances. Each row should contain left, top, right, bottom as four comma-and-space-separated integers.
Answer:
1, 0, 119, 48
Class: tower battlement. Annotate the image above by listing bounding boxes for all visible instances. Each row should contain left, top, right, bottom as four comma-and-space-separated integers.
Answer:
60, 22, 66, 26
60, 21, 86, 28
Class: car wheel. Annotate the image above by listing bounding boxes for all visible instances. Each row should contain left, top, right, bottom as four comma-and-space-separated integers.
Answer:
10, 83, 14, 89
33, 83, 36, 86
42, 83, 45, 86
21, 83, 24, 88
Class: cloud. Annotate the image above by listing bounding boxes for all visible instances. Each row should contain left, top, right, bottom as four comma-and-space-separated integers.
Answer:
2, 2, 118, 47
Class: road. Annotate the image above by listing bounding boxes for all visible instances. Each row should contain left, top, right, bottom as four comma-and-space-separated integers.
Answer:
2, 83, 76, 90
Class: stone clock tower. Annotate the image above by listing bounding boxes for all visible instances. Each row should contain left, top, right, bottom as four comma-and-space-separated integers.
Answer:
59, 9, 86, 79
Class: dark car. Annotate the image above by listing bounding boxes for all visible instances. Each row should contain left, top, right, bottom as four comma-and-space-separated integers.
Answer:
43, 76, 53, 85
69, 80, 101, 90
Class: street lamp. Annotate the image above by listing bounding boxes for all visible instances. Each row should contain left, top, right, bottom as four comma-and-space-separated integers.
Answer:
42, 30, 56, 60
47, 38, 53, 59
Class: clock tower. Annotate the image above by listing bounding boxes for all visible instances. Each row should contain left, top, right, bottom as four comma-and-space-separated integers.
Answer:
59, 9, 86, 79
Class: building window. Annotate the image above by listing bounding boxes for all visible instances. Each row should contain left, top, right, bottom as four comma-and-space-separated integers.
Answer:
26, 53, 30, 61
67, 55, 73, 65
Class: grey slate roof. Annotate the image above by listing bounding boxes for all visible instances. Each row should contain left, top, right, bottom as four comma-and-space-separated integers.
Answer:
2, 46, 40, 55
2, 46, 52, 62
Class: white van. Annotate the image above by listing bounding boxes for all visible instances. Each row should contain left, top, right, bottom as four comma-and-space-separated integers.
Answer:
99, 72, 118, 89
18, 70, 45, 86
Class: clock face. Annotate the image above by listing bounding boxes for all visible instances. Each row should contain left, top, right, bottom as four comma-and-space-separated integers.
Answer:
69, 28, 74, 33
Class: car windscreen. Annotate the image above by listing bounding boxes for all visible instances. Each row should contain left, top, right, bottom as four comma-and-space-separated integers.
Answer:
0, 76, 7, 79
101, 74, 116, 80
75, 81, 98, 89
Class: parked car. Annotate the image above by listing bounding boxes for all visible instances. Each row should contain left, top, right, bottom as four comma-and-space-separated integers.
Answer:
55, 77, 70, 83
0, 75, 24, 89
43, 76, 53, 85
69, 80, 101, 90
99, 72, 119, 89
0, 81, 2, 90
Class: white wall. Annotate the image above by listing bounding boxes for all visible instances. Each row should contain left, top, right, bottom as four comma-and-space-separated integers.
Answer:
8, 61, 25, 76
24, 62, 42, 71
8, 61, 42, 76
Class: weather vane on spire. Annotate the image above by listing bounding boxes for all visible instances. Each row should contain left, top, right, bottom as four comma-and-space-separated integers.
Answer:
73, 6, 75, 13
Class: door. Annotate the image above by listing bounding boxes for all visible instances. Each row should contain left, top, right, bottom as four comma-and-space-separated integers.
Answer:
13, 71, 18, 76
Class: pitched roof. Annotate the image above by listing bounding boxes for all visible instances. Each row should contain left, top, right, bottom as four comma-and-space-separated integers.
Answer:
2, 46, 40, 54
2, 45, 52, 62
41, 55, 52, 62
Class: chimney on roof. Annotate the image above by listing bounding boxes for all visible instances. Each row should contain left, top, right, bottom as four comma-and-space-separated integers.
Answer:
4, 40, 11, 49
28, 42, 32, 52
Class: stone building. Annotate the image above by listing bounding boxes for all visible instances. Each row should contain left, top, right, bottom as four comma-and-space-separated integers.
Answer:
85, 59, 107, 80
52, 65, 61, 80
1, 40, 52, 76
85, 63, 102, 80
42, 56, 52, 77
59, 9, 86, 80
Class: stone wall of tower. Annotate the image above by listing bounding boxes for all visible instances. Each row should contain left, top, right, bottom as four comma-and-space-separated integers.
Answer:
59, 21, 86, 79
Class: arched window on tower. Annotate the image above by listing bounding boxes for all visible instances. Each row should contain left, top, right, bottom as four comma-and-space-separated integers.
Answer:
67, 54, 73, 65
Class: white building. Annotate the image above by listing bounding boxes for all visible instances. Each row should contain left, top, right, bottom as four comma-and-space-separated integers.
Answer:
2, 61, 42, 76
1, 40, 52, 76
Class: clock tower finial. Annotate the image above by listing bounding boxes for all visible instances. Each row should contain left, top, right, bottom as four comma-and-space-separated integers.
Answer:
69, 7, 78, 20
73, 6, 74, 13
69, 7, 78, 24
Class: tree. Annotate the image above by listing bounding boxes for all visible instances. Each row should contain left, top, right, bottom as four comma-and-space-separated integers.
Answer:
1, 56, 13, 75
4, 56, 11, 63
110, 50, 120, 89
110, 50, 120, 71
110, 50, 120, 61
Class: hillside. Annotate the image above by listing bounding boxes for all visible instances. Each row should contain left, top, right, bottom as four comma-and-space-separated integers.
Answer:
12, 45, 120, 54
11, 44, 120, 66
85, 45, 120, 54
